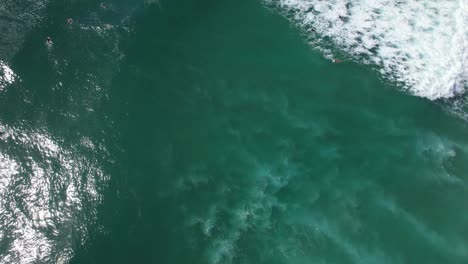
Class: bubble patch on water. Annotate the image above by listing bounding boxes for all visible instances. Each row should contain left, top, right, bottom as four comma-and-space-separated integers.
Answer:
441, 94, 468, 121
0, 61, 16, 91
167, 83, 468, 263
184, 158, 291, 264
265, 0, 468, 100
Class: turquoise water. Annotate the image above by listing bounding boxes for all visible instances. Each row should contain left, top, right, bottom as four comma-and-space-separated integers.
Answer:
1, 0, 468, 263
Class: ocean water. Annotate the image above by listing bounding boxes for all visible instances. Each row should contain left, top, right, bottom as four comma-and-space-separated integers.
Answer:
0, 0, 468, 263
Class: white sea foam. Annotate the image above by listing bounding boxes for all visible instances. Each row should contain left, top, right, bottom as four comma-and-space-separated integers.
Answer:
181, 155, 293, 264
0, 61, 16, 90
265, 0, 468, 100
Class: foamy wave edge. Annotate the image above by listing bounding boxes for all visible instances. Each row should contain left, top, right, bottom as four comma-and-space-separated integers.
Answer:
265, 0, 468, 100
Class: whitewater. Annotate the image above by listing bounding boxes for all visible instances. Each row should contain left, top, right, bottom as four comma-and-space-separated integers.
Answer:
265, 0, 468, 100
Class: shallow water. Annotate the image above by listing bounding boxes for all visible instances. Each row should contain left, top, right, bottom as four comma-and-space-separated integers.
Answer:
1, 0, 468, 263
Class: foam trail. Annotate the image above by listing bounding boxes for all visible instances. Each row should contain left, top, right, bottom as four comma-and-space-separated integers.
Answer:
265, 0, 468, 100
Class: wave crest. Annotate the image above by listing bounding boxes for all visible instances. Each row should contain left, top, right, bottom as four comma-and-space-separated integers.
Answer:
266, 0, 468, 100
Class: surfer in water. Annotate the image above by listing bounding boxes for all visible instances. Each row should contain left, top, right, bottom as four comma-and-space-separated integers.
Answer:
67, 18, 73, 24
100, 3, 107, 9
46, 36, 52, 45
332, 59, 342, 63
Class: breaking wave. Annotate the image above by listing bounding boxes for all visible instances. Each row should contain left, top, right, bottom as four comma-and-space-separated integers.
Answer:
265, 0, 468, 100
